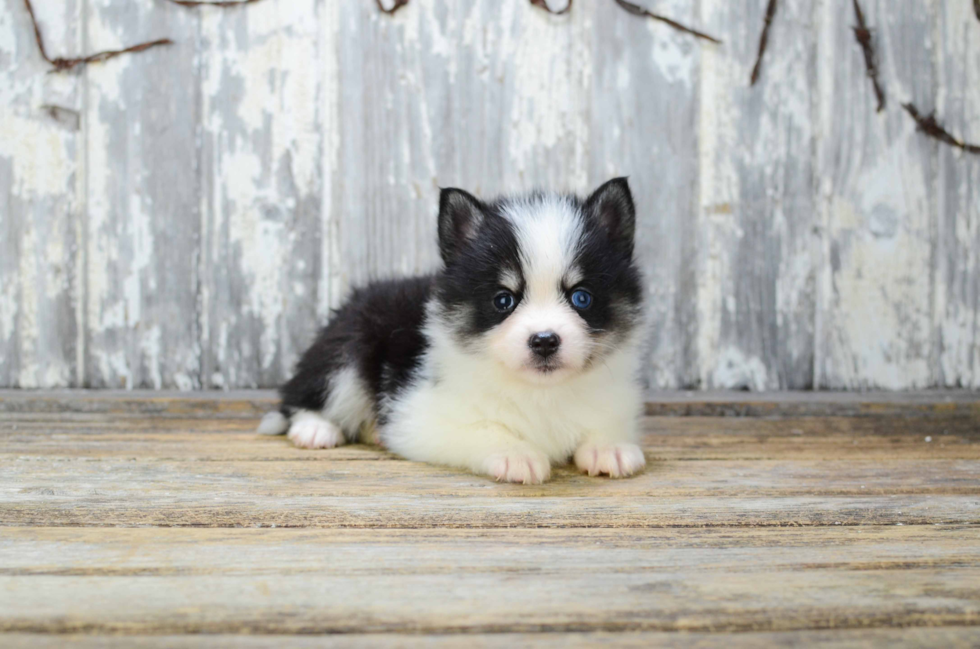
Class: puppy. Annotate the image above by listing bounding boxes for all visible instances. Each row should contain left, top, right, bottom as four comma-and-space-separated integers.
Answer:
258, 178, 646, 484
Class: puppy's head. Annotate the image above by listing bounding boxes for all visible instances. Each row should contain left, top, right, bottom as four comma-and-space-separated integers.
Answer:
434, 178, 643, 384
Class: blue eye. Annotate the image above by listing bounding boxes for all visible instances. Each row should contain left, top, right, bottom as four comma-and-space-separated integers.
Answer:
493, 291, 516, 312
570, 289, 593, 310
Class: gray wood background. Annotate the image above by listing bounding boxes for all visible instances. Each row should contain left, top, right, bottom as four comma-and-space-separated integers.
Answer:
1, 0, 977, 390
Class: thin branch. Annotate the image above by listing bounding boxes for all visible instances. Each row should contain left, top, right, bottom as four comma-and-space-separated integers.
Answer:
749, 0, 778, 86
975, 0, 980, 22
903, 103, 980, 155
375, 0, 410, 14
612, 0, 721, 44
166, 0, 266, 6
851, 0, 885, 112
530, 0, 572, 15
24, 0, 172, 73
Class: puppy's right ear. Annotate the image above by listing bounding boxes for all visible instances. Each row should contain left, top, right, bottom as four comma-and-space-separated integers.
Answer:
438, 188, 486, 264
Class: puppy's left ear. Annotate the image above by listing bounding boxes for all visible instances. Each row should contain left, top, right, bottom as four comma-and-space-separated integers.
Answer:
583, 177, 636, 258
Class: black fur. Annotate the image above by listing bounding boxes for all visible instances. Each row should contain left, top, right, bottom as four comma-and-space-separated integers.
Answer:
278, 179, 642, 426
574, 180, 643, 341
436, 200, 524, 341
436, 180, 642, 343
279, 276, 433, 417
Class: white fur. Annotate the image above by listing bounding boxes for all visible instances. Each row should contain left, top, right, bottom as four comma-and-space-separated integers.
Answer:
280, 366, 378, 448
287, 410, 345, 449
383, 197, 646, 486
256, 411, 289, 435
487, 196, 593, 382
383, 314, 644, 483
276, 195, 645, 482
323, 366, 377, 443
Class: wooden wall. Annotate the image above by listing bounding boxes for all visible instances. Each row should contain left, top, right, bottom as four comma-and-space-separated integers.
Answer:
1, 0, 977, 390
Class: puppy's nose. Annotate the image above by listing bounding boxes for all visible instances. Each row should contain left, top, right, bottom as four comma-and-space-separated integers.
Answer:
528, 332, 561, 358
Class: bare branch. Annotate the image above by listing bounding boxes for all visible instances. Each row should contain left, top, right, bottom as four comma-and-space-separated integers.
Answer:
851, 0, 885, 112
903, 103, 980, 155
375, 0, 410, 15
24, 0, 171, 73
612, 0, 721, 44
166, 0, 266, 6
530, 0, 572, 15
749, 0, 778, 85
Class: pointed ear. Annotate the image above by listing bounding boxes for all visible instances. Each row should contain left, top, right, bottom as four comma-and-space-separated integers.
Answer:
582, 177, 636, 258
438, 188, 487, 264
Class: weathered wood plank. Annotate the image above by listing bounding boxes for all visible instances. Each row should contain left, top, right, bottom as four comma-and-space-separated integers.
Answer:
590, 0, 702, 389
696, 0, 817, 389
815, 0, 940, 389
4, 525, 978, 575
3, 628, 980, 648
2, 389, 977, 418
5, 449, 979, 496
935, 1, 980, 388
0, 1, 82, 388
1, 416, 977, 460
82, 0, 201, 390
0, 549, 978, 633
198, 0, 323, 389
2, 527, 978, 636
3, 444, 976, 527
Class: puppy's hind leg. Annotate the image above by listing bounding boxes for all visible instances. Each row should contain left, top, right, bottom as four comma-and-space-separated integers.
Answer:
278, 365, 375, 449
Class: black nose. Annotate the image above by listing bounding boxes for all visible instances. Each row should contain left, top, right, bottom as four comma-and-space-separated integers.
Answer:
528, 332, 561, 358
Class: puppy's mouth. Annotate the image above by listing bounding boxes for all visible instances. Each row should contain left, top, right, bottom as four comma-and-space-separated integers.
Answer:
527, 357, 564, 374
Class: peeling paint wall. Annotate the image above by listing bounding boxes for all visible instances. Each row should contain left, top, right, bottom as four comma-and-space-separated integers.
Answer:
1, 0, 977, 390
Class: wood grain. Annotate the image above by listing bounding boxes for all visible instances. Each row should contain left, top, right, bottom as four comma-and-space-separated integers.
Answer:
3, 389, 978, 418
82, 0, 201, 390
4, 628, 980, 648
589, 0, 701, 389
0, 0, 82, 389
814, 0, 940, 389
697, 0, 817, 390
3, 1, 979, 390
1, 392, 979, 640
1, 527, 979, 635
934, 1, 980, 388
2, 414, 977, 528
198, 0, 324, 389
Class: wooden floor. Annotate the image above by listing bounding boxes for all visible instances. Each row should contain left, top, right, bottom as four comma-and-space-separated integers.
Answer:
1, 391, 978, 647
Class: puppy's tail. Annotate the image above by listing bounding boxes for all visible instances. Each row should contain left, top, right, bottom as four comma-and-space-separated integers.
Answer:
257, 410, 289, 436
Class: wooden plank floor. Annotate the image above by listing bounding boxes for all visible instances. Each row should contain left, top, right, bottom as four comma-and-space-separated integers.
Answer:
0, 391, 978, 647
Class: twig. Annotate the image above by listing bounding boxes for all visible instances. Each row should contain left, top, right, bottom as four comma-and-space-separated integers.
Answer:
975, 0, 979, 22
749, 0, 778, 86
851, 0, 885, 112
375, 0, 410, 14
24, 0, 171, 73
612, 0, 721, 44
903, 103, 980, 155
530, 0, 572, 15
166, 0, 266, 6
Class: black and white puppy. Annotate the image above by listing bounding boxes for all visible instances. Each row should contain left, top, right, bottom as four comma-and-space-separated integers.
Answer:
258, 178, 646, 484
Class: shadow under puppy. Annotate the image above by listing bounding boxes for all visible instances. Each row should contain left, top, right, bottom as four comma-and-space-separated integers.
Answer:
259, 178, 646, 484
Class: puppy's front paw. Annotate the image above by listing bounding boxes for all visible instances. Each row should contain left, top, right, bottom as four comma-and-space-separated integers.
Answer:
574, 442, 645, 478
287, 412, 345, 449
485, 451, 551, 485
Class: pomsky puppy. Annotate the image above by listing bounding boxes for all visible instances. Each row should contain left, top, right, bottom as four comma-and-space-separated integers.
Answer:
258, 177, 646, 484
